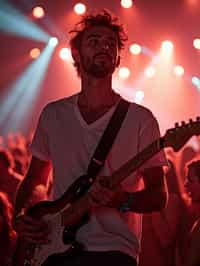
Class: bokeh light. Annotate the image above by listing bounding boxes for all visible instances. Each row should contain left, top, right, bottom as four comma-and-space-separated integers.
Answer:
74, 3, 86, 15
129, 44, 142, 55
49, 37, 58, 47
134, 90, 144, 104
32, 6, 45, 19
30, 48, 40, 59
59, 48, 73, 62
121, 0, 133, 8
173, 65, 185, 76
161, 40, 174, 56
118, 67, 131, 79
193, 38, 200, 50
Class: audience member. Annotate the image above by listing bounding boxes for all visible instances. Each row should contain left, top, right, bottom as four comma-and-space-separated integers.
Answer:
0, 191, 17, 266
139, 159, 187, 266
0, 149, 23, 206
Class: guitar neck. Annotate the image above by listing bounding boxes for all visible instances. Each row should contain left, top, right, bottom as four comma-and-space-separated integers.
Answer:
110, 137, 164, 187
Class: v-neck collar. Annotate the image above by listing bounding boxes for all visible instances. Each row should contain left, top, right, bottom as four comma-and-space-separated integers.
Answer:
74, 94, 119, 129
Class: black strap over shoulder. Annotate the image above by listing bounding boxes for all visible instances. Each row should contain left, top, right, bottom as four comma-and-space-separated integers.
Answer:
87, 98, 130, 179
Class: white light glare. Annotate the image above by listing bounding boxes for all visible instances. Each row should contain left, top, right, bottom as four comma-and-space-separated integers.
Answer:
49, 37, 58, 47
118, 67, 130, 79
192, 76, 200, 90
74, 3, 86, 15
134, 90, 144, 104
174, 65, 184, 77
121, 0, 133, 8
59, 48, 73, 62
193, 38, 200, 50
129, 44, 142, 55
161, 40, 174, 55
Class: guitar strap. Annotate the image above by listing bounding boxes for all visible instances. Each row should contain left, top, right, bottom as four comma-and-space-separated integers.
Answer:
86, 97, 130, 180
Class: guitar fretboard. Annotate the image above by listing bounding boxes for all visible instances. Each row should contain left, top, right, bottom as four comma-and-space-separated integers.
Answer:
110, 137, 164, 187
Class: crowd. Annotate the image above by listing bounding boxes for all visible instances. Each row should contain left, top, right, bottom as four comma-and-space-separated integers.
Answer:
0, 132, 51, 265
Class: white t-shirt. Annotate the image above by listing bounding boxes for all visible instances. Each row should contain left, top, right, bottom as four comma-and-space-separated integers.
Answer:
30, 93, 167, 259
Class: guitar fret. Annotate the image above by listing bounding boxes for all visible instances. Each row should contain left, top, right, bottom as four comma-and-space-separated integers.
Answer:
110, 138, 162, 187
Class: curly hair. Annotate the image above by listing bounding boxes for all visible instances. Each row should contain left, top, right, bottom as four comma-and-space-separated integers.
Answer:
69, 9, 128, 76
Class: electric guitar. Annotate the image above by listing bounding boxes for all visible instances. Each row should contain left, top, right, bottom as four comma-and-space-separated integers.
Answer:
13, 117, 200, 266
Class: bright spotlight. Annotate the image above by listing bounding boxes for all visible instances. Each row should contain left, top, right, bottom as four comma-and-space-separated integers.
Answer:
0, 1, 49, 42
193, 38, 200, 50
134, 90, 144, 104
192, 76, 200, 90
74, 3, 86, 15
30, 48, 40, 59
32, 6, 45, 19
121, 0, 133, 8
161, 40, 174, 55
49, 37, 58, 47
173, 65, 184, 77
144, 66, 156, 78
118, 67, 130, 79
129, 44, 142, 55
59, 48, 73, 62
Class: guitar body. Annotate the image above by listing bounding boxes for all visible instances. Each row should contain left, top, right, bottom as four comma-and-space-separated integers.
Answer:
13, 175, 92, 266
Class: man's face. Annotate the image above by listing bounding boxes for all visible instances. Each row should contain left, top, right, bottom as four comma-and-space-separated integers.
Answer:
184, 167, 200, 202
77, 26, 120, 78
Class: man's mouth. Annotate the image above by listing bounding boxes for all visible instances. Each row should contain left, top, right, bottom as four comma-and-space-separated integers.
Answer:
95, 53, 111, 60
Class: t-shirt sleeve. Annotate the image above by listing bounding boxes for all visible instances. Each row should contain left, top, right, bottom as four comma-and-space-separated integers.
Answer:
138, 115, 168, 171
29, 106, 51, 161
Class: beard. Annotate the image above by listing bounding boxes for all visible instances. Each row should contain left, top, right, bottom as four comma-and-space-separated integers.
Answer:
80, 54, 116, 78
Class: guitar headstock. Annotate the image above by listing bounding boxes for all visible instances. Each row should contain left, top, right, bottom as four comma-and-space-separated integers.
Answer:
163, 117, 200, 152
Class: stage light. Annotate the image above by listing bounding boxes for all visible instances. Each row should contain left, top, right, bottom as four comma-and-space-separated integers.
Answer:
0, 1, 49, 42
30, 48, 40, 59
193, 38, 200, 50
192, 76, 200, 90
129, 44, 142, 55
144, 66, 156, 78
161, 40, 174, 56
74, 3, 86, 15
134, 90, 144, 104
173, 65, 184, 76
0, 41, 57, 133
121, 0, 133, 8
32, 6, 45, 19
49, 37, 58, 47
118, 67, 130, 79
59, 48, 73, 62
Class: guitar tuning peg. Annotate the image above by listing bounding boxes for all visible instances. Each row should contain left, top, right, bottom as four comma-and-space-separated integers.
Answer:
196, 116, 200, 121
175, 122, 179, 128
189, 118, 193, 123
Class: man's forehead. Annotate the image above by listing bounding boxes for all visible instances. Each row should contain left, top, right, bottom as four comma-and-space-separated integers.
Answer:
83, 26, 117, 40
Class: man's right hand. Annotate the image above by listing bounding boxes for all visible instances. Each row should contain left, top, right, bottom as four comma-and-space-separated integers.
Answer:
13, 213, 50, 244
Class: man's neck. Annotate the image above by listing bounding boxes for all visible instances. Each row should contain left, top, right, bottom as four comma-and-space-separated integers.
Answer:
78, 75, 118, 110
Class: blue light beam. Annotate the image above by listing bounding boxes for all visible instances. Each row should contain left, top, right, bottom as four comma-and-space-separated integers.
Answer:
0, 0, 50, 42
0, 39, 58, 133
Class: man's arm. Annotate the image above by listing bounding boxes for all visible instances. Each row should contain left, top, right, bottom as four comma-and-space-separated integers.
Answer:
88, 166, 168, 213
14, 155, 52, 216
126, 166, 168, 213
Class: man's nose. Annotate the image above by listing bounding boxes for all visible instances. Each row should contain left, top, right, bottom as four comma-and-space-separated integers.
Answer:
101, 42, 110, 51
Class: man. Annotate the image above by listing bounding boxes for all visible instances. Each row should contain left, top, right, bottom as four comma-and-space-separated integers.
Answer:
13, 9, 168, 266
183, 160, 200, 266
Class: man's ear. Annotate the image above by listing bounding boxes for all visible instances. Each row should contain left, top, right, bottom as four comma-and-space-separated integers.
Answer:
116, 56, 121, 67
71, 47, 80, 63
